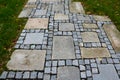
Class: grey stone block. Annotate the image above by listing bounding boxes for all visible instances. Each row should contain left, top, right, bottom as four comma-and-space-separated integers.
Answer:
81, 72, 86, 78
0, 71, 8, 79
73, 60, 79, 66
45, 67, 51, 73
66, 60, 72, 66
51, 67, 57, 74
52, 61, 58, 67
38, 72, 43, 79
86, 70, 92, 77
23, 72, 30, 79
15, 72, 23, 79
46, 61, 52, 67
58, 60, 65, 66
79, 65, 85, 71
30, 72, 37, 79
7, 71, 15, 78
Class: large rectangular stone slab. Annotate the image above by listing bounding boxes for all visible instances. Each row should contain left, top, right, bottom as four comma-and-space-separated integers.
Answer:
34, 10, 47, 16
59, 23, 75, 31
41, 0, 61, 3
53, 4, 64, 12
18, 9, 32, 18
103, 24, 120, 53
70, 2, 85, 14
7, 50, 46, 70
24, 33, 44, 44
25, 18, 48, 29
52, 36, 75, 59
93, 15, 111, 21
93, 64, 119, 80
77, 15, 91, 21
81, 48, 111, 58
57, 67, 80, 80
54, 14, 69, 20
83, 23, 98, 29
81, 32, 100, 42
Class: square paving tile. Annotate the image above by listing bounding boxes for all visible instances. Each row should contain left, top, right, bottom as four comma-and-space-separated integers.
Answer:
7, 50, 46, 70
81, 48, 111, 58
70, 2, 85, 14
52, 36, 75, 59
18, 9, 32, 18
54, 14, 69, 20
93, 15, 111, 21
34, 10, 47, 16
53, 4, 64, 12
83, 23, 98, 29
81, 32, 100, 42
57, 67, 80, 80
24, 33, 44, 44
24, 18, 49, 29
59, 23, 74, 31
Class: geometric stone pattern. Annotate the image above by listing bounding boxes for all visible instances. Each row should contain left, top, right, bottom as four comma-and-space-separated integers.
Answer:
1, 0, 120, 80
59, 23, 75, 31
7, 50, 46, 70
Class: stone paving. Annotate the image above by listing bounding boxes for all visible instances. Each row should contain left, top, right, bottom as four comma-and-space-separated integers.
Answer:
0, 0, 120, 80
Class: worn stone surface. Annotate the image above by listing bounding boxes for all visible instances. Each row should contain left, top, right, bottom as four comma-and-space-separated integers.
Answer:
81, 32, 100, 42
70, 2, 85, 14
52, 36, 75, 59
24, 33, 44, 44
103, 24, 120, 53
24, 4, 37, 8
77, 15, 91, 21
81, 48, 111, 58
7, 50, 46, 70
93, 64, 119, 80
18, 9, 32, 18
34, 10, 47, 16
53, 4, 64, 12
83, 23, 98, 29
57, 67, 80, 80
59, 23, 74, 31
28, 0, 37, 3
25, 18, 48, 29
93, 15, 111, 21
54, 14, 69, 20
41, 0, 61, 3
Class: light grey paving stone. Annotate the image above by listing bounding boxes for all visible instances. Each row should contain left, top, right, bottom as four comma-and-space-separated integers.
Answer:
83, 23, 98, 29
7, 50, 46, 70
79, 65, 86, 71
15, 72, 23, 79
43, 74, 50, 80
85, 60, 90, 64
24, 33, 44, 44
91, 63, 97, 68
52, 36, 75, 59
53, 4, 64, 12
38, 72, 43, 79
7, 71, 15, 78
77, 15, 91, 21
51, 67, 57, 74
58, 61, 65, 66
46, 61, 52, 67
86, 70, 92, 77
51, 75, 56, 80
92, 68, 98, 74
52, 61, 58, 67
93, 64, 120, 80
59, 23, 74, 31
0, 71, 8, 79
57, 66, 81, 80
34, 10, 47, 16
23, 72, 30, 79
18, 9, 32, 18
115, 64, 120, 70
30, 72, 37, 79
73, 60, 79, 66
81, 72, 86, 78
45, 67, 51, 73
54, 14, 69, 20
66, 60, 72, 66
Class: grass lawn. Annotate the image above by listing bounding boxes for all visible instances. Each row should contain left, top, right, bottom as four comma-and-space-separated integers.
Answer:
73, 0, 120, 31
0, 0, 27, 73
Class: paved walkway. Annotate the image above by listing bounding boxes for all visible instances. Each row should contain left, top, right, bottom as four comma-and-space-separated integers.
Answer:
1, 0, 120, 80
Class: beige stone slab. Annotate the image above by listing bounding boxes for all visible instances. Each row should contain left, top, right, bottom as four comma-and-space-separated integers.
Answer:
7, 50, 46, 70
83, 23, 98, 29
93, 15, 111, 21
41, 0, 61, 3
81, 32, 100, 42
81, 48, 111, 58
52, 36, 75, 59
59, 23, 74, 31
54, 14, 69, 20
18, 9, 32, 18
103, 24, 120, 52
28, 0, 37, 3
24, 18, 48, 29
24, 4, 37, 8
57, 67, 80, 80
70, 2, 85, 14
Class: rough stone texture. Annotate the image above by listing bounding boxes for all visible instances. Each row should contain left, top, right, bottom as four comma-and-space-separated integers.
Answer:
28, 0, 37, 3
93, 15, 111, 21
83, 23, 98, 29
34, 10, 47, 16
24, 33, 44, 44
53, 4, 64, 12
93, 64, 119, 80
57, 67, 80, 80
77, 15, 91, 21
70, 2, 85, 14
41, 0, 61, 3
25, 18, 48, 29
7, 50, 46, 70
18, 9, 32, 18
59, 23, 74, 31
81, 32, 100, 42
52, 36, 75, 59
81, 48, 111, 58
24, 4, 37, 8
54, 14, 69, 20
103, 24, 120, 53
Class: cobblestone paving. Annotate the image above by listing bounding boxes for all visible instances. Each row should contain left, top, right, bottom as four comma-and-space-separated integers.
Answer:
0, 0, 120, 80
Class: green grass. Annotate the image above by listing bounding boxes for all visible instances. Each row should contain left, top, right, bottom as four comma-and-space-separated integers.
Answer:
0, 0, 27, 73
73, 0, 120, 31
